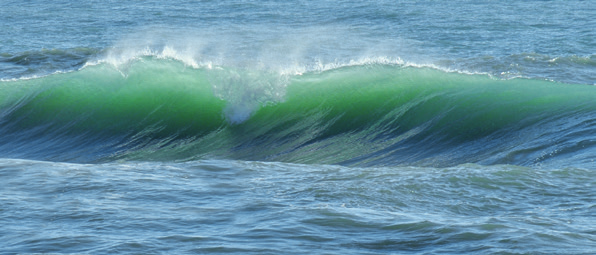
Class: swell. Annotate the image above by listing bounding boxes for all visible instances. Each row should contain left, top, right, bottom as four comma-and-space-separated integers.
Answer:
0, 48, 100, 79
2, 58, 596, 167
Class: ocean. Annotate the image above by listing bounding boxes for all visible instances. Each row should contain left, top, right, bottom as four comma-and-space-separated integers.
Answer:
1, 0, 595, 254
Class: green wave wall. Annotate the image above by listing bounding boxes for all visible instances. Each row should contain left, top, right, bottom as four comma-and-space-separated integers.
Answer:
2, 59, 596, 167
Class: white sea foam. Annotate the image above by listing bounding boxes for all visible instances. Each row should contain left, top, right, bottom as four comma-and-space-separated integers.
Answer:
74, 27, 569, 124
80, 25, 514, 82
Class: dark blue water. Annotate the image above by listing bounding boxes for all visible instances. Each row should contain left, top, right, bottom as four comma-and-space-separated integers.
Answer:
1, 1, 595, 254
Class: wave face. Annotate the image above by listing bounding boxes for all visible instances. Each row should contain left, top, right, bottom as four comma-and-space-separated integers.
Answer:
2, 58, 596, 167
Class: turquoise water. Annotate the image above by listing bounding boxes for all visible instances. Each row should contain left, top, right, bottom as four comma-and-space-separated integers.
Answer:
1, 1, 595, 254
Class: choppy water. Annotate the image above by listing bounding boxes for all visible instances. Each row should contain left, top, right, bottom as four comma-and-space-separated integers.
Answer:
2, 159, 595, 254
1, 0, 595, 254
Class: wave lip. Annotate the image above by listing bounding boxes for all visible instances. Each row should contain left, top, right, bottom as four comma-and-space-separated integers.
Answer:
2, 58, 596, 167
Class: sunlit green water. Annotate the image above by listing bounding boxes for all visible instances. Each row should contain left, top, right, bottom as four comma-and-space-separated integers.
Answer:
1, 0, 595, 254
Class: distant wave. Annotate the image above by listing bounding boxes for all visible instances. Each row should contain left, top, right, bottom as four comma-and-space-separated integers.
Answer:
0, 48, 99, 80
2, 57, 596, 167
